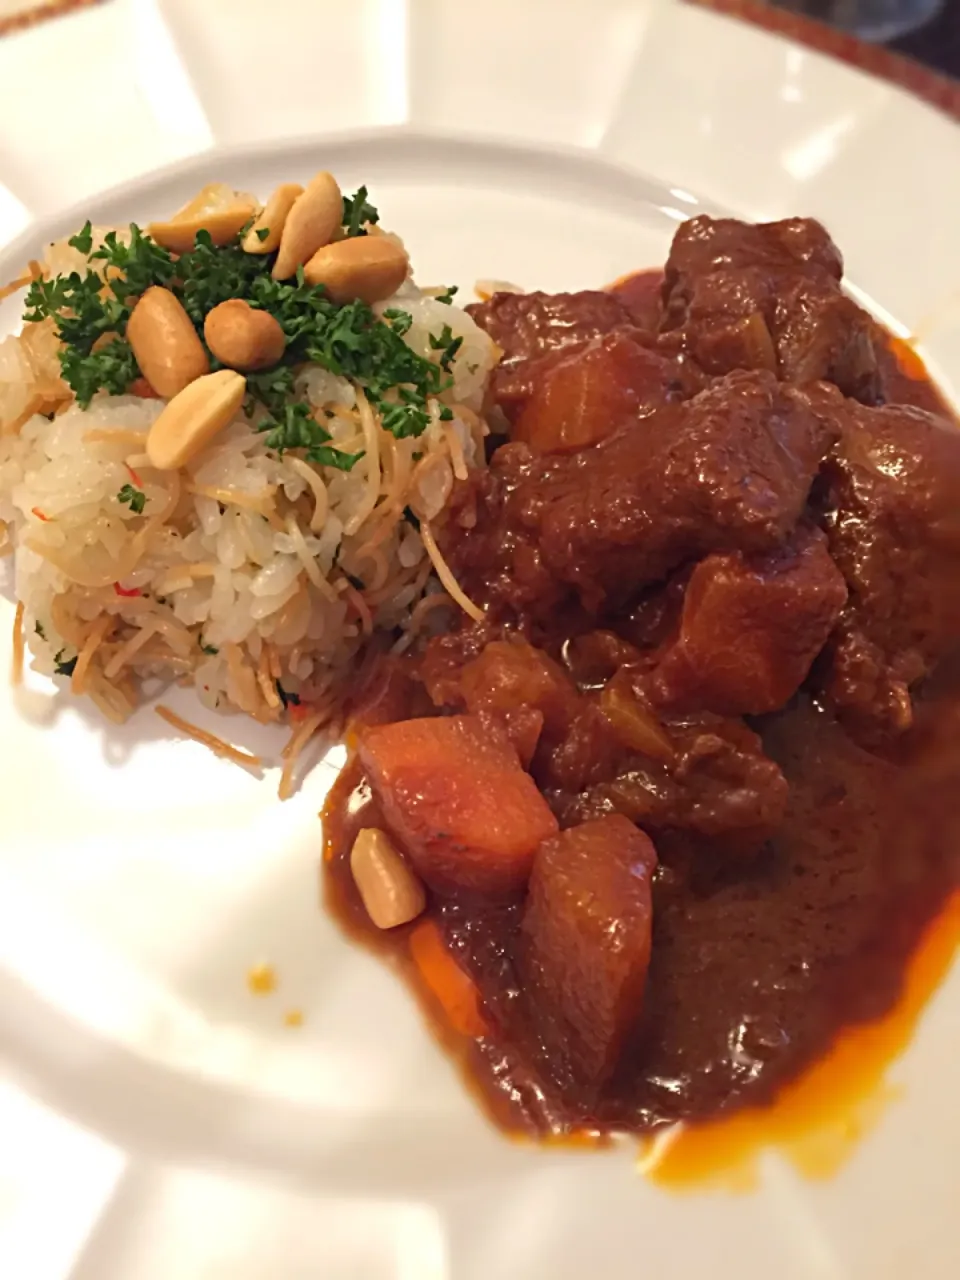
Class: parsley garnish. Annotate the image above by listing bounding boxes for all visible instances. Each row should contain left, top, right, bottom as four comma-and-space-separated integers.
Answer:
402, 506, 420, 530
176, 230, 265, 327
68, 221, 94, 255
256, 227, 270, 242
34, 620, 45, 639
429, 323, 463, 370
60, 340, 138, 405
435, 286, 458, 305
200, 642, 218, 656
117, 482, 146, 514
379, 390, 431, 439
24, 222, 174, 406
342, 186, 380, 238
258, 402, 363, 471
90, 225, 175, 305
53, 651, 77, 677
30, 196, 460, 441
383, 308, 412, 336
276, 682, 301, 709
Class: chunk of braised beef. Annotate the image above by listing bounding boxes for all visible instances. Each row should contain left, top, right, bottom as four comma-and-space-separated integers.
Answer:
521, 815, 658, 1092
564, 713, 789, 858
662, 217, 843, 309
660, 216, 884, 402
610, 269, 664, 330
419, 621, 498, 709
467, 289, 636, 414
358, 714, 558, 896
805, 387, 960, 746
466, 371, 832, 617
512, 331, 681, 454
458, 637, 575, 728
651, 526, 847, 716
561, 629, 646, 691
444, 371, 833, 624
431, 635, 621, 794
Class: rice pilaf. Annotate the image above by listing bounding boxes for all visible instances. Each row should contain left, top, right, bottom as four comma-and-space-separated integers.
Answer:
0, 175, 495, 793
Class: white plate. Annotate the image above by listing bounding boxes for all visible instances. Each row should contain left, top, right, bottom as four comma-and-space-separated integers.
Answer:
2, 2, 960, 1277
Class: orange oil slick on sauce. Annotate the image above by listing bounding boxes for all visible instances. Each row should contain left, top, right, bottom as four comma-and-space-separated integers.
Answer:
640, 890, 960, 1190
889, 333, 930, 382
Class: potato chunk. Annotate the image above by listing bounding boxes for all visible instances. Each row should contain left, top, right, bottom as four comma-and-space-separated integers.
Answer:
513, 332, 677, 453
521, 815, 657, 1090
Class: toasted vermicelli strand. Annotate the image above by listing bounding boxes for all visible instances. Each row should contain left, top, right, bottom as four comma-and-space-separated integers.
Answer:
144, 614, 194, 655
153, 562, 219, 596
82, 429, 149, 447
10, 601, 24, 685
50, 594, 90, 648
285, 457, 330, 533
278, 708, 328, 800
407, 589, 454, 636
284, 514, 336, 601
103, 618, 165, 679
0, 262, 40, 302
87, 671, 137, 724
155, 704, 262, 769
443, 418, 468, 482
71, 615, 114, 695
343, 388, 381, 536
419, 519, 485, 624
257, 645, 282, 710
381, 431, 412, 513
266, 642, 282, 680
225, 643, 262, 717
343, 584, 373, 637
188, 483, 285, 530
350, 543, 390, 594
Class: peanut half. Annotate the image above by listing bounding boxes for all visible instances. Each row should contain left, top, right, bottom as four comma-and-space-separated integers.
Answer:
127, 287, 210, 399
303, 236, 409, 304
272, 170, 343, 281
204, 300, 286, 372
242, 182, 303, 255
148, 183, 258, 254
146, 369, 247, 471
350, 827, 426, 930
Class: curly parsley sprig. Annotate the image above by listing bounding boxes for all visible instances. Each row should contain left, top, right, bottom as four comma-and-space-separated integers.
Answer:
23, 188, 463, 461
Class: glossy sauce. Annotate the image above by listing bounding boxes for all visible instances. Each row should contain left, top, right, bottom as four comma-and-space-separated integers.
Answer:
321, 289, 960, 1181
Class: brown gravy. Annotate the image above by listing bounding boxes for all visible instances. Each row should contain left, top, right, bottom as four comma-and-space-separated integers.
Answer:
323, 669, 960, 1172
320, 280, 960, 1180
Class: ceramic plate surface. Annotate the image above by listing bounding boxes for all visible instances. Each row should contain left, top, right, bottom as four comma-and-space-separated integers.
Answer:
1, 2, 959, 1277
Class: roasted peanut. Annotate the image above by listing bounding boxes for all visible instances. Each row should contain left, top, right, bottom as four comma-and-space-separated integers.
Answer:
272, 170, 343, 281
204, 300, 286, 372
148, 183, 258, 254
146, 369, 246, 471
303, 236, 409, 304
350, 827, 426, 930
127, 287, 210, 399
474, 279, 525, 301
242, 183, 303, 255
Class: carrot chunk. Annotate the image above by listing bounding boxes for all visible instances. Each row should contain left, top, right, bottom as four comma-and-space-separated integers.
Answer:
410, 919, 486, 1038
359, 714, 558, 895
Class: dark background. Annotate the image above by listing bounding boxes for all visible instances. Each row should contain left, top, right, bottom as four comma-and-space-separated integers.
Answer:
892, 3, 960, 70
